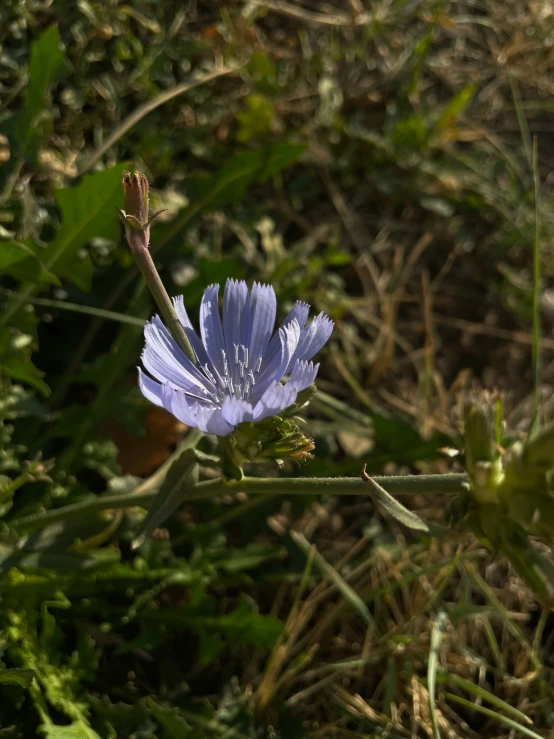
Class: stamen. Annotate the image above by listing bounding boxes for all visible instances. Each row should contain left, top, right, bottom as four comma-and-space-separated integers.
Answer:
234, 343, 239, 363
221, 348, 229, 375
239, 361, 245, 378
203, 364, 217, 386
248, 369, 256, 386
256, 354, 263, 372
243, 345, 249, 367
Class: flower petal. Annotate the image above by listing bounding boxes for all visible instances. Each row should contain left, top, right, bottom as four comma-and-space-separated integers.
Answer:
199, 406, 235, 436
173, 295, 210, 366
246, 282, 277, 367
287, 360, 319, 393
253, 381, 297, 421
138, 367, 164, 407
161, 385, 234, 436
282, 300, 310, 330
263, 300, 307, 367
287, 313, 333, 372
144, 316, 215, 395
221, 396, 254, 426
252, 319, 300, 402
199, 284, 226, 380
223, 279, 248, 371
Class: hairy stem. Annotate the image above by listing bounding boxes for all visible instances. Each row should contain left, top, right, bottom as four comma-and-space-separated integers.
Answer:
11, 472, 466, 532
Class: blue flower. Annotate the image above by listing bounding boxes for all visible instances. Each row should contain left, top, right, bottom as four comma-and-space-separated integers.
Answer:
138, 279, 334, 436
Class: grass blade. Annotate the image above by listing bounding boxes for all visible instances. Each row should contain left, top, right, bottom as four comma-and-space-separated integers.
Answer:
428, 610, 447, 739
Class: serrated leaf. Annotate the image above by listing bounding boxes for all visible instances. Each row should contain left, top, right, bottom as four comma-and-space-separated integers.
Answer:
361, 467, 449, 536
1, 26, 67, 165
208, 599, 283, 649
146, 698, 191, 738
40, 165, 128, 290
132, 449, 200, 548
0, 668, 34, 688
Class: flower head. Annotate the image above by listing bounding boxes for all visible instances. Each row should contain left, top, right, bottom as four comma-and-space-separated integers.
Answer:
138, 279, 334, 436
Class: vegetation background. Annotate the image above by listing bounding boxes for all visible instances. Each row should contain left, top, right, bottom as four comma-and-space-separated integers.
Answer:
1, 0, 554, 736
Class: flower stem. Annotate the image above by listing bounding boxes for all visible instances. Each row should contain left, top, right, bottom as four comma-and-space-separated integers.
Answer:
11, 472, 467, 533
133, 244, 196, 364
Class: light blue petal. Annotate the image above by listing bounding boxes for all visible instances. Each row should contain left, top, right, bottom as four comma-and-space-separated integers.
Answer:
223, 280, 248, 378
198, 406, 235, 436
252, 319, 300, 403
246, 282, 276, 368
161, 385, 234, 436
287, 360, 319, 393
173, 295, 210, 366
141, 346, 211, 403
144, 317, 216, 395
283, 301, 310, 330
221, 397, 254, 426
138, 368, 164, 408
286, 312, 333, 372
264, 300, 309, 366
199, 284, 226, 381
253, 381, 297, 421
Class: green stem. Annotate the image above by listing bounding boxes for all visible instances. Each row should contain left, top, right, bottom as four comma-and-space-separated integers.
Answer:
132, 244, 196, 364
11, 472, 467, 533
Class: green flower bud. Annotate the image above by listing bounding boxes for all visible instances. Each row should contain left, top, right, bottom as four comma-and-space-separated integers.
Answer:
463, 398, 503, 504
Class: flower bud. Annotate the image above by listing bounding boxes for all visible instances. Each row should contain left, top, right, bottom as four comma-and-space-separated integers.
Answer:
123, 170, 149, 228
463, 397, 503, 504
118, 170, 165, 252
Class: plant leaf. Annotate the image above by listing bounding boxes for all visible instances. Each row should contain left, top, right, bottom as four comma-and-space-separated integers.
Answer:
39, 165, 128, 290
0, 240, 61, 285
41, 720, 103, 739
361, 466, 450, 536
0, 668, 34, 688
184, 142, 306, 209
132, 449, 200, 548
1, 26, 67, 165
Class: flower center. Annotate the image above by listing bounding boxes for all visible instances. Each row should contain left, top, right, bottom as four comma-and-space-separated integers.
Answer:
199, 343, 263, 407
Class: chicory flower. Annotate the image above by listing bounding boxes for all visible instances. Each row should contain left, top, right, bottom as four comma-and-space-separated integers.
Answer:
138, 279, 333, 436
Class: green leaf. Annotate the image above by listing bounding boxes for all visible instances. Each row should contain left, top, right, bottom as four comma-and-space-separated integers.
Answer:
237, 94, 275, 142
132, 449, 200, 549
207, 599, 284, 649
433, 83, 476, 133
0, 326, 49, 396
0, 668, 34, 688
361, 467, 449, 536
146, 698, 191, 738
2, 26, 67, 164
0, 240, 61, 285
40, 165, 128, 290
184, 143, 306, 209
41, 721, 102, 739
27, 27, 67, 116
